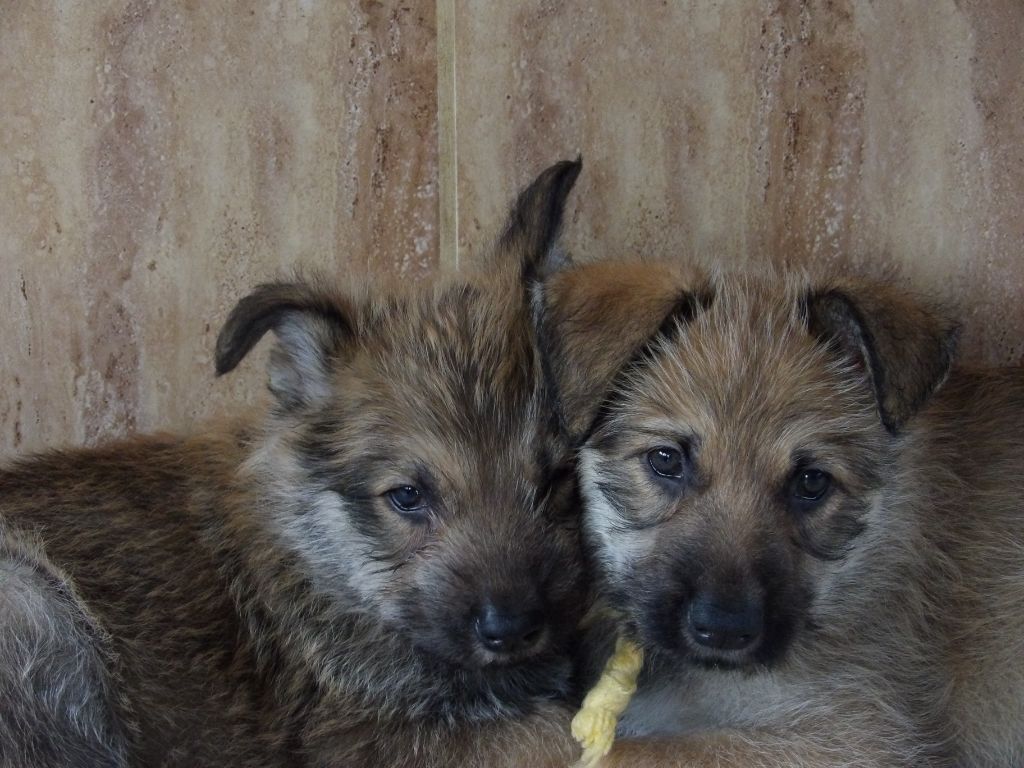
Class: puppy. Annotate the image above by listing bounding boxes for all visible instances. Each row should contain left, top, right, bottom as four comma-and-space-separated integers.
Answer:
537, 260, 1024, 767
0, 160, 585, 768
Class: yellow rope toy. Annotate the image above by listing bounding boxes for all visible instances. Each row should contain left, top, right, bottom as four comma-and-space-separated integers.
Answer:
570, 637, 644, 767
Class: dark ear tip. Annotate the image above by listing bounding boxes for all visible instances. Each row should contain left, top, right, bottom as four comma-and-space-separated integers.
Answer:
500, 157, 584, 258
565, 155, 583, 172
533, 157, 583, 193
553, 156, 583, 187
213, 355, 232, 377
211, 282, 295, 379
213, 329, 241, 377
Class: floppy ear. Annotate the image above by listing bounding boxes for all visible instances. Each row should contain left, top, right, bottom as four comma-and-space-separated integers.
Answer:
215, 280, 354, 411
805, 284, 959, 433
539, 262, 710, 444
498, 157, 583, 281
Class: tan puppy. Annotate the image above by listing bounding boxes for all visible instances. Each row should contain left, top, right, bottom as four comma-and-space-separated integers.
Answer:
537, 260, 1024, 767
0, 161, 585, 768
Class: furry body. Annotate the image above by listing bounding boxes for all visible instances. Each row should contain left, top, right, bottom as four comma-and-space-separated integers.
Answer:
0, 161, 586, 768
539, 263, 1024, 767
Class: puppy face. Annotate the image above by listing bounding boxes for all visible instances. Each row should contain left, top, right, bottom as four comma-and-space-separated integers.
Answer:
541, 266, 955, 671
583, 281, 889, 668
290, 284, 583, 673
216, 160, 586, 691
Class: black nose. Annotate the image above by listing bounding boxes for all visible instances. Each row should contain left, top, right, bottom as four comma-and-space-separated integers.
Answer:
474, 601, 546, 655
686, 592, 764, 652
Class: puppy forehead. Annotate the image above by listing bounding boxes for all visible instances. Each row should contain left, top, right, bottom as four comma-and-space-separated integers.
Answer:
334, 288, 541, 462
617, 287, 869, 458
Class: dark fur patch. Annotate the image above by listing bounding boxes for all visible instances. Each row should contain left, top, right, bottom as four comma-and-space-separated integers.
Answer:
501, 157, 582, 284
805, 288, 959, 433
616, 522, 813, 669
214, 280, 352, 377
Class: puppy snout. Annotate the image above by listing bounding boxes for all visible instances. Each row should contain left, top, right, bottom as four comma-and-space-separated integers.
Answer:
473, 598, 546, 656
686, 591, 764, 652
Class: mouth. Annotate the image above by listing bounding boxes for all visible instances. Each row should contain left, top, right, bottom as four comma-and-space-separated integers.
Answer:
676, 634, 764, 670
404, 623, 573, 709
412, 621, 555, 672
472, 626, 551, 668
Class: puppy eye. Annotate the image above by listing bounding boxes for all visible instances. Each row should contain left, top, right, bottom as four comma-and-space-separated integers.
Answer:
789, 469, 832, 507
387, 485, 427, 515
647, 447, 685, 479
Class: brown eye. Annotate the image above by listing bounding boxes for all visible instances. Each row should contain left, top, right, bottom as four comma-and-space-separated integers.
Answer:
790, 469, 832, 507
387, 485, 427, 514
647, 447, 684, 479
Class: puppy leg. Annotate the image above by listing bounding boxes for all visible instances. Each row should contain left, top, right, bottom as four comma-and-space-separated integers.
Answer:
0, 531, 130, 768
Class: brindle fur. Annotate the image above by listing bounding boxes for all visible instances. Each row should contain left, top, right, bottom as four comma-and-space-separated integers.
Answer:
0, 161, 587, 768
538, 261, 1024, 767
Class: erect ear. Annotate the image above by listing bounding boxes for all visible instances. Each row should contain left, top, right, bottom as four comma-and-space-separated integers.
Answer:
804, 283, 960, 433
539, 261, 711, 444
498, 157, 583, 281
214, 280, 355, 411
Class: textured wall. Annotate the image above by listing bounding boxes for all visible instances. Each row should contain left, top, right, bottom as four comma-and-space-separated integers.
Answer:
0, 0, 437, 456
450, 0, 1024, 365
3, 0, 1024, 457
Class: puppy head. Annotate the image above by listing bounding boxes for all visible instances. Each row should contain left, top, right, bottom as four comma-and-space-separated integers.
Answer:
541, 264, 957, 670
215, 161, 586, 688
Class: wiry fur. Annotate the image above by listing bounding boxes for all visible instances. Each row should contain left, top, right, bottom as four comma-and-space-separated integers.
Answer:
0, 528, 133, 768
0, 160, 587, 767
540, 262, 1024, 767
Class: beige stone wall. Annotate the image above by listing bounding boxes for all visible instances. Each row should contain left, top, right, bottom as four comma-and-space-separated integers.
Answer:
450, 0, 1024, 366
1, 1, 438, 455
3, 1, 1023, 456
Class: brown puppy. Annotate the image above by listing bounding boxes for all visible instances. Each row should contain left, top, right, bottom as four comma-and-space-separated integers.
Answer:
0, 161, 585, 768
538, 260, 1024, 767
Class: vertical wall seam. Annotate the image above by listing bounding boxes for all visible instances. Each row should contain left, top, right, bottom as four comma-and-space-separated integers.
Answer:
436, 0, 459, 271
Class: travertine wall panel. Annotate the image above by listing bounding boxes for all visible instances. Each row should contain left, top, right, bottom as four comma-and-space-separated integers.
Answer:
451, 0, 1024, 364
0, 0, 437, 456
4, 0, 1023, 456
